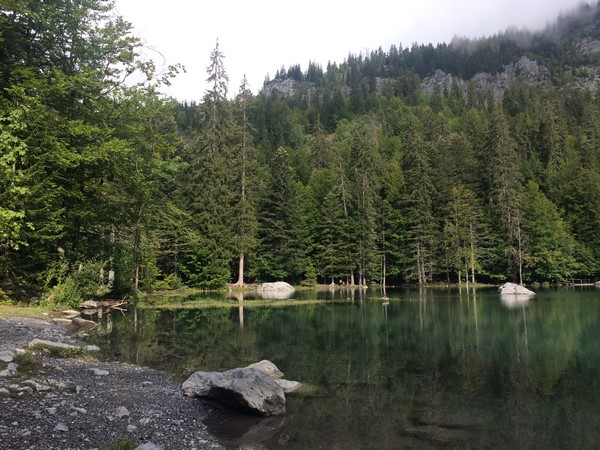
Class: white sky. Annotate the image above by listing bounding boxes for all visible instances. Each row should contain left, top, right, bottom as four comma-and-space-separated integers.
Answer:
112, 0, 587, 101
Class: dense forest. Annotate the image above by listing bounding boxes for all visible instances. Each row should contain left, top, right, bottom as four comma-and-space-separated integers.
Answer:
2, 0, 600, 304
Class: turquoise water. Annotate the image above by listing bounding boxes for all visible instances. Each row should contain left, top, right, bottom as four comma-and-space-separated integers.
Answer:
88, 287, 600, 449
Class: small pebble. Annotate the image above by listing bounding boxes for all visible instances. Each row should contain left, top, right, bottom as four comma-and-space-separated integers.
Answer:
53, 422, 68, 432
115, 406, 130, 418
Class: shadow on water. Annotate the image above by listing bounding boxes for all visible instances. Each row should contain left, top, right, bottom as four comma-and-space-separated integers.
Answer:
85, 287, 600, 449
204, 408, 286, 447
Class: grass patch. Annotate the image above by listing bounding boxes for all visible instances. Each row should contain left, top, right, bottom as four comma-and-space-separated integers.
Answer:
0, 303, 54, 319
28, 344, 95, 361
13, 351, 43, 375
139, 298, 332, 310
100, 437, 139, 450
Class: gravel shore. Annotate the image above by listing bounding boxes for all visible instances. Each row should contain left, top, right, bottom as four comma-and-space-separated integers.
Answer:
0, 317, 224, 450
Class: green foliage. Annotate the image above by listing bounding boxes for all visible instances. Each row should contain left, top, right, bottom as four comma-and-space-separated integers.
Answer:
49, 261, 108, 307
0, 289, 10, 303
27, 343, 93, 361
152, 273, 184, 290
522, 181, 577, 281
12, 351, 42, 376
50, 278, 83, 308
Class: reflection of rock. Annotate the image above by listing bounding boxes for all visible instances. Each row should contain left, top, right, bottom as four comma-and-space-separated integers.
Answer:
256, 282, 295, 300
501, 295, 531, 309
498, 282, 535, 296
70, 317, 98, 331
205, 412, 285, 447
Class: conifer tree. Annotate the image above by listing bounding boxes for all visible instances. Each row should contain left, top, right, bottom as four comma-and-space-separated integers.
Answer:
444, 185, 486, 284
348, 117, 381, 285
184, 40, 237, 287
232, 75, 258, 285
486, 103, 526, 283
257, 147, 305, 281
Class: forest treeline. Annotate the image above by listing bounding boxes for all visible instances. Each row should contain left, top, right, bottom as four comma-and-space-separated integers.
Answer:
1, 0, 600, 304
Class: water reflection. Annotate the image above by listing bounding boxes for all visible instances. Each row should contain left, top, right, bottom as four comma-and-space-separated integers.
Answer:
87, 288, 600, 449
205, 412, 285, 447
500, 294, 531, 309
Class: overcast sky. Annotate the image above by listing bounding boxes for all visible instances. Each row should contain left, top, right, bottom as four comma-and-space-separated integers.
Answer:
113, 0, 587, 101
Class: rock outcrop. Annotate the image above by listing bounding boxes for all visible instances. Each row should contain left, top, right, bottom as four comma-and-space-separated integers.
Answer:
182, 360, 300, 416
498, 282, 535, 296
421, 56, 550, 99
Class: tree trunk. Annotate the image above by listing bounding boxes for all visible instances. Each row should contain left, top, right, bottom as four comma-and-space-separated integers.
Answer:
235, 253, 244, 286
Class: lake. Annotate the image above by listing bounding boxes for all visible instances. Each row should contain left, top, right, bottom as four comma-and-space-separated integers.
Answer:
86, 287, 600, 449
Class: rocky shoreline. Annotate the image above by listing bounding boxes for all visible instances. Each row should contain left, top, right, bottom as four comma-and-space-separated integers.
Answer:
0, 317, 223, 450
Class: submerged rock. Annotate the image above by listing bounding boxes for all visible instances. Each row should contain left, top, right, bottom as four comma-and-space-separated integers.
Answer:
275, 379, 301, 394
247, 360, 284, 379
498, 282, 535, 296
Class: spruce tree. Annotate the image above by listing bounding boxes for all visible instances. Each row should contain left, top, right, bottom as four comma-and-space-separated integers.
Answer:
257, 147, 305, 281
486, 103, 526, 283
348, 117, 381, 286
401, 117, 438, 285
184, 40, 237, 287
232, 75, 258, 285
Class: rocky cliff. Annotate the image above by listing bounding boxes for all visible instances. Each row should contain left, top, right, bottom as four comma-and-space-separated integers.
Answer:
421, 56, 551, 99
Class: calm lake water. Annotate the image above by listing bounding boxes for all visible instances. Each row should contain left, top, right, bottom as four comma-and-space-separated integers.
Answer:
87, 287, 600, 449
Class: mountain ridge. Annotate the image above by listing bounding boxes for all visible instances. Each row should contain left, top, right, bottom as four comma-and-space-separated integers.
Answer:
261, 2, 600, 100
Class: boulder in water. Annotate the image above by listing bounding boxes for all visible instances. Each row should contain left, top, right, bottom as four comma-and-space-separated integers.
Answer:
498, 282, 535, 296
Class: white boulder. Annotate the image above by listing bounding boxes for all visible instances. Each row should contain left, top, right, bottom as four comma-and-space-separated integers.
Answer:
498, 282, 535, 296
256, 282, 295, 299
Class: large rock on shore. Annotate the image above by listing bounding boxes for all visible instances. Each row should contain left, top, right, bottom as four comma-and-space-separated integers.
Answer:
182, 360, 300, 416
498, 282, 535, 296
256, 282, 295, 300
182, 367, 285, 416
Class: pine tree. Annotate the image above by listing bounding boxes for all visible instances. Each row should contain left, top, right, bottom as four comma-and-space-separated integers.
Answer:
232, 75, 258, 285
486, 103, 526, 283
184, 40, 237, 288
522, 181, 576, 281
402, 118, 438, 285
348, 117, 381, 285
443, 185, 487, 284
